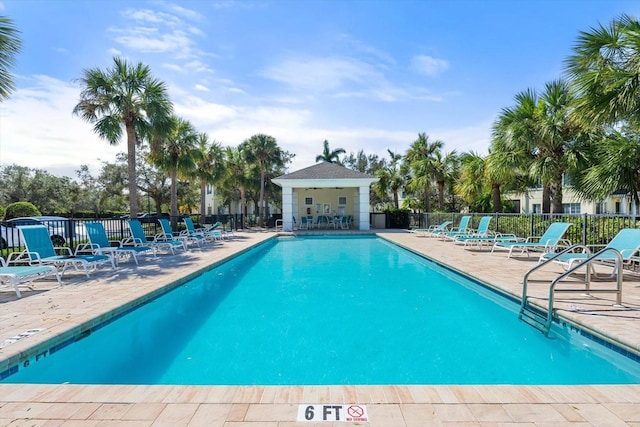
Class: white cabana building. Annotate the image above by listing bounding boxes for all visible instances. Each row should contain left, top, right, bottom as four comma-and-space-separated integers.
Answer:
272, 162, 379, 231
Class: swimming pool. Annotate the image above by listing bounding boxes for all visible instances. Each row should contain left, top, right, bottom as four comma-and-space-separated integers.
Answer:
2, 235, 639, 385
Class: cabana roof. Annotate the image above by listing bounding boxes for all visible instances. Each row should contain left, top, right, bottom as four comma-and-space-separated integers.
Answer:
272, 162, 378, 188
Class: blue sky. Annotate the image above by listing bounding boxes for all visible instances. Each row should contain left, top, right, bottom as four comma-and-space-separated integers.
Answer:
0, 0, 638, 178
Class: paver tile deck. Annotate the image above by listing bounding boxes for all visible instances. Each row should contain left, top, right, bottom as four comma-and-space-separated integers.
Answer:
1, 229, 639, 426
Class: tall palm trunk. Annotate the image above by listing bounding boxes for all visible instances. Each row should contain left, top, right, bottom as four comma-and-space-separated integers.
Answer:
200, 180, 207, 223
550, 174, 563, 214
542, 186, 551, 213
126, 124, 138, 218
259, 168, 265, 226
240, 185, 246, 227
424, 185, 431, 212
491, 183, 502, 213
437, 181, 445, 210
170, 170, 178, 229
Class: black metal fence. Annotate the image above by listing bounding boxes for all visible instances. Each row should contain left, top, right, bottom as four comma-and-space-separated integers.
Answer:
409, 212, 640, 246
0, 214, 249, 259
2, 212, 639, 259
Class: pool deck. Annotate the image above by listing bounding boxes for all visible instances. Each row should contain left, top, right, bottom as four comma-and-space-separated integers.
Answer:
1, 229, 639, 426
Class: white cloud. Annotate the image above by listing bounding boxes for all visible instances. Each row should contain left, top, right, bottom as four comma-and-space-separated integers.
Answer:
166, 3, 205, 21
261, 56, 379, 92
107, 47, 122, 56
411, 55, 450, 76
110, 26, 195, 53
0, 76, 123, 178
194, 84, 209, 92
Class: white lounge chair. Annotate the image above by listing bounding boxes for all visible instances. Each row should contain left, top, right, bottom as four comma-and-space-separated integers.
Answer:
78, 222, 156, 265
491, 222, 573, 258
8, 225, 113, 278
125, 220, 185, 255
0, 257, 61, 298
539, 228, 640, 277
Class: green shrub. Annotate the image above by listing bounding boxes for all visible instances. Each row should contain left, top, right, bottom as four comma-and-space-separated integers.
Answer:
4, 201, 41, 220
385, 209, 411, 228
0, 205, 5, 219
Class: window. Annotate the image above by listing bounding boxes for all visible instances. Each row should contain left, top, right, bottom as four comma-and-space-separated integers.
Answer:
562, 203, 581, 214
338, 196, 347, 206
304, 196, 313, 206
533, 204, 541, 214
206, 184, 213, 195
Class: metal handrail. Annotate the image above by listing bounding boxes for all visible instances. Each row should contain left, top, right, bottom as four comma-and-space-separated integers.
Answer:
546, 246, 623, 329
521, 245, 623, 335
521, 244, 589, 312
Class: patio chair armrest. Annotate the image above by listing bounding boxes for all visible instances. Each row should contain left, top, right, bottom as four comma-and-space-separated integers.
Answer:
55, 246, 73, 256
121, 237, 143, 246
75, 242, 99, 255
7, 250, 30, 265
8, 250, 41, 265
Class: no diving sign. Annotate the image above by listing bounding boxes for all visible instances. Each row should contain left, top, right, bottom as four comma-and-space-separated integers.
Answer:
297, 404, 369, 423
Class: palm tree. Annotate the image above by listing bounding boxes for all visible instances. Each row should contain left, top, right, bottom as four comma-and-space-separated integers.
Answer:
73, 56, 173, 218
431, 150, 459, 211
375, 150, 405, 209
491, 82, 582, 214
315, 140, 346, 163
0, 16, 22, 101
224, 146, 250, 223
566, 14, 640, 211
455, 152, 488, 211
566, 14, 640, 127
192, 133, 224, 223
573, 128, 640, 207
404, 133, 444, 212
242, 134, 286, 227
148, 115, 198, 228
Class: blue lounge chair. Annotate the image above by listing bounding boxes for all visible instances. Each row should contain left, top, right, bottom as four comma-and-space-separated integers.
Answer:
0, 257, 61, 298
8, 225, 113, 277
79, 222, 156, 265
491, 222, 573, 258
183, 217, 221, 242
158, 219, 196, 249
452, 217, 519, 248
539, 228, 640, 276
125, 220, 185, 255
439, 215, 472, 240
410, 220, 452, 237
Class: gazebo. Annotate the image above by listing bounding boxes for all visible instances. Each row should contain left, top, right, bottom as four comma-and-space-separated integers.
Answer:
272, 162, 379, 231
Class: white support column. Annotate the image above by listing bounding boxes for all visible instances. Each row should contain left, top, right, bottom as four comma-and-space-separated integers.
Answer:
282, 187, 293, 231
358, 186, 371, 230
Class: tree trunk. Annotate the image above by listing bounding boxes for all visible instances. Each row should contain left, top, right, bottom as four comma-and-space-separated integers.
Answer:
542, 186, 551, 214
437, 181, 445, 210
125, 124, 138, 218
240, 185, 246, 228
393, 191, 399, 209
170, 170, 178, 229
424, 185, 431, 212
550, 174, 563, 214
200, 179, 207, 223
491, 183, 502, 213
259, 168, 265, 227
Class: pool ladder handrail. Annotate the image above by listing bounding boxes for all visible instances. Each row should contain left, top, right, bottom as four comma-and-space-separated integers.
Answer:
520, 244, 623, 335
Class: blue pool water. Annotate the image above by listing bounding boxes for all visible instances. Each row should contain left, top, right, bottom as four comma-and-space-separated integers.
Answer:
3, 236, 640, 385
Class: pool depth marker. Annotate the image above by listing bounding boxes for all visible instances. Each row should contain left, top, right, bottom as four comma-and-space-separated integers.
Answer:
297, 404, 369, 423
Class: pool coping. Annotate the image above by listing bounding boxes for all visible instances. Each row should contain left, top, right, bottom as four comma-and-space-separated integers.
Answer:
1, 229, 640, 425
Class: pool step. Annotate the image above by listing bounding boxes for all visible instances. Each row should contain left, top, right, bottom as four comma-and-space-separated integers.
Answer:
519, 305, 549, 335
